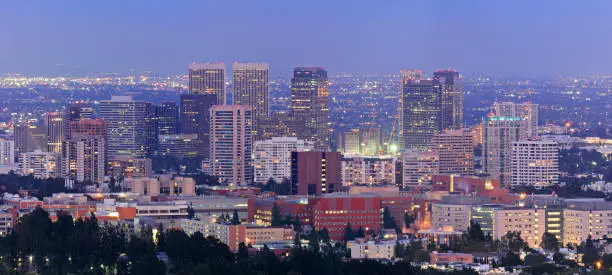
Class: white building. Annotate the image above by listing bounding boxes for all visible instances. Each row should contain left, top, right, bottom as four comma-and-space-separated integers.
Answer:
19, 150, 60, 179
348, 240, 396, 259
341, 156, 396, 186
253, 137, 314, 184
0, 139, 15, 165
482, 116, 521, 186
402, 149, 439, 188
494, 101, 538, 139
511, 140, 559, 187
210, 105, 253, 185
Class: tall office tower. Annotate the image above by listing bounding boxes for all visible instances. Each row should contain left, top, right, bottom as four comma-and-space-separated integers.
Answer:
63, 135, 106, 184
432, 129, 474, 176
401, 149, 439, 188
46, 112, 67, 153
398, 70, 441, 150
180, 94, 217, 158
511, 140, 559, 187
144, 102, 158, 157
210, 105, 253, 185
482, 116, 521, 186
189, 63, 226, 105
338, 129, 361, 155
158, 134, 199, 159
98, 96, 147, 161
253, 137, 314, 184
0, 139, 14, 165
434, 69, 463, 130
290, 151, 342, 195
67, 103, 94, 138
19, 150, 59, 179
494, 102, 539, 139
15, 124, 47, 156
256, 113, 294, 141
290, 67, 330, 151
155, 101, 179, 135
70, 119, 107, 137
471, 123, 483, 147
232, 62, 269, 119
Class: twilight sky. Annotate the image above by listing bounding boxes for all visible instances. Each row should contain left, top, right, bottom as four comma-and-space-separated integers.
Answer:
1, 0, 612, 76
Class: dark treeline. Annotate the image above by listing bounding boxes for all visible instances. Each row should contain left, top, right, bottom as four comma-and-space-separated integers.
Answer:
0, 207, 479, 275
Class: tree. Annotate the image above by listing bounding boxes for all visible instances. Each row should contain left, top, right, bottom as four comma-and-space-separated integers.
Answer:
500, 252, 522, 267
318, 228, 330, 243
403, 211, 416, 229
523, 253, 546, 266
271, 203, 283, 226
382, 207, 398, 231
581, 235, 600, 267
501, 231, 528, 253
265, 178, 277, 192
467, 220, 485, 242
540, 232, 560, 252
231, 209, 240, 225
355, 227, 365, 238
343, 223, 354, 241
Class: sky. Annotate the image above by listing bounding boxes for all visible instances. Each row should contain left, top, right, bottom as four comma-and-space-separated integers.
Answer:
1, 1, 612, 77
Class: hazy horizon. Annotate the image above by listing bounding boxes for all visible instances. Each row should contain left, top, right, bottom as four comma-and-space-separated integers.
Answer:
2, 1, 612, 77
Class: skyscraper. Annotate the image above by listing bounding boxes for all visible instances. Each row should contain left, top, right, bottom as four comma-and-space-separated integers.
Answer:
232, 62, 269, 119
180, 94, 217, 158
482, 116, 521, 186
511, 140, 559, 187
46, 112, 67, 153
70, 119, 107, 137
189, 63, 226, 105
155, 101, 179, 135
63, 135, 106, 184
98, 96, 147, 161
144, 102, 158, 157
402, 149, 439, 188
290, 151, 341, 195
434, 69, 463, 130
494, 101, 538, 139
253, 137, 314, 184
432, 129, 474, 176
67, 103, 94, 138
210, 105, 253, 185
0, 139, 14, 165
290, 67, 329, 151
398, 71, 441, 150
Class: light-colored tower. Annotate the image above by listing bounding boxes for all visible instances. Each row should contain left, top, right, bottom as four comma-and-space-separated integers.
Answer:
98, 96, 147, 161
290, 67, 329, 151
0, 139, 14, 165
432, 129, 474, 176
189, 63, 226, 105
402, 149, 439, 188
210, 105, 253, 185
434, 69, 463, 130
494, 102, 538, 139
19, 150, 59, 179
63, 135, 106, 184
46, 112, 67, 153
233, 62, 269, 119
253, 137, 314, 184
398, 71, 441, 150
482, 116, 521, 186
511, 140, 559, 187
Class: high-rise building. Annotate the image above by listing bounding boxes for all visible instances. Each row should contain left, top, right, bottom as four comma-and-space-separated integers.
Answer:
232, 62, 269, 119
482, 116, 521, 186
180, 94, 217, 158
67, 103, 94, 138
401, 149, 439, 188
290, 67, 329, 151
70, 119, 107, 137
432, 129, 474, 176
494, 102, 538, 139
256, 113, 294, 141
290, 151, 341, 195
360, 126, 382, 156
47, 112, 68, 154
158, 134, 199, 159
155, 101, 179, 135
253, 137, 314, 184
63, 135, 106, 184
210, 105, 253, 185
338, 129, 361, 155
144, 102, 159, 157
15, 123, 47, 157
0, 139, 14, 165
19, 150, 59, 179
189, 63, 226, 105
398, 71, 441, 150
434, 70, 463, 130
511, 140, 559, 187
98, 96, 147, 161
107, 156, 152, 178
341, 156, 396, 186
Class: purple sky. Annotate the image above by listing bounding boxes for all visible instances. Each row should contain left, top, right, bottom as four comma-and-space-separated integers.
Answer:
2, 1, 612, 76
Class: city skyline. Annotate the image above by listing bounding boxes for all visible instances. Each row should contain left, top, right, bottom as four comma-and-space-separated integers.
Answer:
3, 1, 612, 76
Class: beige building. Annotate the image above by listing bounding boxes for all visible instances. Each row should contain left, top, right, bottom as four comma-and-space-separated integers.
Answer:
493, 207, 548, 248
341, 156, 396, 186
348, 240, 396, 260
563, 200, 612, 246
402, 149, 439, 188
432, 129, 474, 176
431, 196, 491, 232
124, 175, 196, 196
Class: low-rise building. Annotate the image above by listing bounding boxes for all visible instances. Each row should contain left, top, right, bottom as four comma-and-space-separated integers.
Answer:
563, 200, 612, 246
341, 156, 396, 186
348, 240, 396, 259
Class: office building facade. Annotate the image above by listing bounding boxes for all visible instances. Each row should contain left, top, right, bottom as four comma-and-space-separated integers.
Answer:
511, 140, 559, 187
432, 129, 474, 176
99, 96, 147, 161
290, 67, 330, 151
210, 105, 253, 185
290, 151, 341, 195
253, 137, 314, 184
482, 116, 521, 186
189, 63, 226, 105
